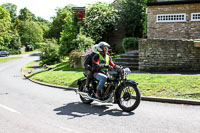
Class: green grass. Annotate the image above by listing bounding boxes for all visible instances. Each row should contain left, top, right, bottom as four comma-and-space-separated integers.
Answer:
23, 56, 200, 100
129, 73, 200, 100
0, 57, 22, 63
31, 71, 84, 88
29, 70, 200, 100
48, 57, 84, 71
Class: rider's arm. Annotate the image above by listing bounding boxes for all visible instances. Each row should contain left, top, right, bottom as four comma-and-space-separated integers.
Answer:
109, 56, 115, 67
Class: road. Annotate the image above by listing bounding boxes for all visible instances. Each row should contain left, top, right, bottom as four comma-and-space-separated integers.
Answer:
0, 53, 200, 133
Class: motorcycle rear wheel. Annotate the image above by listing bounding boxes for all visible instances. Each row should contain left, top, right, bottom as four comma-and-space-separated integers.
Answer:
117, 82, 141, 112
79, 80, 93, 104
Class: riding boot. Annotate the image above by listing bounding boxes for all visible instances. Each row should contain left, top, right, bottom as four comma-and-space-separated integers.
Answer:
95, 90, 102, 100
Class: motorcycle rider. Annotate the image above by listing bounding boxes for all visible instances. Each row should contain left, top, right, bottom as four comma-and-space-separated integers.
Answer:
84, 44, 99, 92
92, 42, 115, 99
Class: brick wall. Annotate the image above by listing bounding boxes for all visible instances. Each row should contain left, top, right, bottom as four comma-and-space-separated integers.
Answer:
147, 3, 200, 39
139, 39, 200, 72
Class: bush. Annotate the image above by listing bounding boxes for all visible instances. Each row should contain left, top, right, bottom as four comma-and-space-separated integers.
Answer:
122, 37, 140, 51
69, 50, 83, 68
40, 39, 61, 65
72, 33, 95, 52
9, 49, 21, 54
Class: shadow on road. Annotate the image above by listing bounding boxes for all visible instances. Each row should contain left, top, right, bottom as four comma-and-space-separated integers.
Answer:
29, 53, 41, 56
54, 102, 134, 119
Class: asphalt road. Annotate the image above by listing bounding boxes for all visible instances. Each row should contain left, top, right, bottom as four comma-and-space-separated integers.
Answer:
0, 54, 200, 133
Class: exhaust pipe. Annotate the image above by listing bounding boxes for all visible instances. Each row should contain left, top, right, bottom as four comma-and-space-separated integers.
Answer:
77, 91, 114, 103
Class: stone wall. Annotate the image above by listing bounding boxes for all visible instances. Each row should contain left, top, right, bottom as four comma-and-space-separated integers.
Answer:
147, 3, 200, 39
139, 39, 200, 72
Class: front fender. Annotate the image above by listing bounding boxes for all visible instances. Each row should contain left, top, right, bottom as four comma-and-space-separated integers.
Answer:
126, 80, 138, 85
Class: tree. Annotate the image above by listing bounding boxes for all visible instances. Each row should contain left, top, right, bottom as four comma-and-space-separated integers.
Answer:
18, 7, 36, 21
0, 5, 12, 48
2, 3, 17, 22
18, 20, 43, 49
47, 7, 72, 40
8, 30, 21, 54
118, 0, 146, 37
37, 17, 51, 38
59, 10, 79, 56
83, 2, 120, 42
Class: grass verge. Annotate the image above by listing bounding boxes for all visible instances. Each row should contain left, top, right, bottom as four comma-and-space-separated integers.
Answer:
45, 57, 84, 71
28, 70, 200, 100
23, 57, 200, 100
0, 57, 22, 63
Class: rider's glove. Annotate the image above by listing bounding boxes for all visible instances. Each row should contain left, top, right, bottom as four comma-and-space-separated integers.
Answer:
104, 64, 113, 70
104, 64, 110, 68
114, 65, 122, 72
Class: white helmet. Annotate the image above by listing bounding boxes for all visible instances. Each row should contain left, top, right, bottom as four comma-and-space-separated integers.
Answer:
97, 42, 110, 52
92, 44, 99, 53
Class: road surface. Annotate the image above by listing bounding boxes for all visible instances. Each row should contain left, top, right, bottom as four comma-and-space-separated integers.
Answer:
0, 53, 200, 133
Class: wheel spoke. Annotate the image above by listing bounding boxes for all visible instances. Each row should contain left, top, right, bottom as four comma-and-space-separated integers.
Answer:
120, 85, 137, 108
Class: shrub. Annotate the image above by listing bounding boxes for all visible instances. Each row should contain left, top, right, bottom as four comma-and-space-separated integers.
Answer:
69, 50, 83, 68
122, 37, 140, 51
40, 39, 61, 65
9, 49, 21, 54
72, 33, 95, 52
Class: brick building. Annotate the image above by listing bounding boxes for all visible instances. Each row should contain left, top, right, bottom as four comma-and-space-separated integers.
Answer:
147, 0, 200, 40
139, 0, 200, 72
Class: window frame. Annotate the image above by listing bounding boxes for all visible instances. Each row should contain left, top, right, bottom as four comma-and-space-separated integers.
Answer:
156, 13, 186, 23
191, 13, 200, 21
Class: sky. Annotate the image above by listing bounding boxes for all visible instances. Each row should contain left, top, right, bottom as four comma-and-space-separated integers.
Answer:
0, 0, 115, 21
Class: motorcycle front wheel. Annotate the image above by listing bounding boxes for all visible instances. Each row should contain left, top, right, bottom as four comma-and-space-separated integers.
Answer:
79, 80, 93, 104
117, 82, 141, 112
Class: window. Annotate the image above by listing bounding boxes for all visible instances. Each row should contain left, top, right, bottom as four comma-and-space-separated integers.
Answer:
191, 13, 200, 21
156, 13, 186, 22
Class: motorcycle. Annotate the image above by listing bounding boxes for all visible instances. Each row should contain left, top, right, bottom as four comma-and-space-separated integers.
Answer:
77, 66, 141, 112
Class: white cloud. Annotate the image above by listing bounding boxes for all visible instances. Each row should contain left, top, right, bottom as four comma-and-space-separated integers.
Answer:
0, 0, 115, 21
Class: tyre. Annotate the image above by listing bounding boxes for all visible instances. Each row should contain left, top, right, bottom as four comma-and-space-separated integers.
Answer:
117, 82, 141, 112
79, 80, 93, 104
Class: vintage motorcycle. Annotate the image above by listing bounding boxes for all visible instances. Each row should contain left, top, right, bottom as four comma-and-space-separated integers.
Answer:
77, 66, 141, 112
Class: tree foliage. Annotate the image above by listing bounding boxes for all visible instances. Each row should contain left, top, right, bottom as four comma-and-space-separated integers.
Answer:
118, 0, 146, 37
0, 6, 12, 48
59, 10, 79, 56
83, 2, 120, 42
37, 17, 50, 38
47, 7, 73, 40
2, 3, 17, 22
18, 7, 36, 21
17, 20, 43, 48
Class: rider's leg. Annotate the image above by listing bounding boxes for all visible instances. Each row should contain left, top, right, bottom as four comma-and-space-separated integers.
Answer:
93, 73, 108, 99
86, 71, 93, 92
